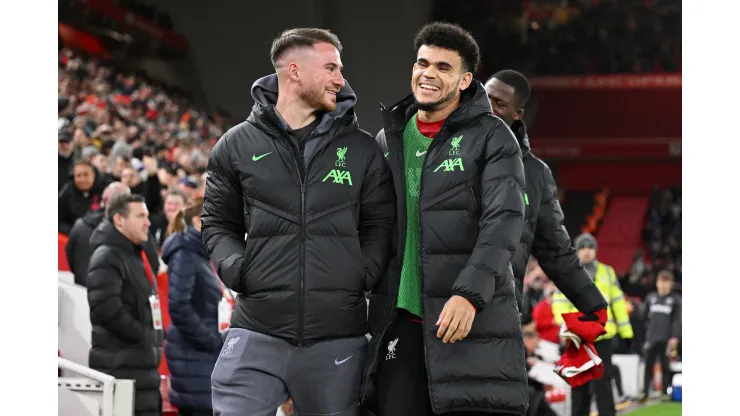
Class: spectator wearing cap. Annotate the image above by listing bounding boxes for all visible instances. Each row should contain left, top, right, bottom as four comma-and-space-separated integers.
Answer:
177, 176, 198, 199
59, 129, 75, 191
59, 160, 113, 234
551, 232, 634, 416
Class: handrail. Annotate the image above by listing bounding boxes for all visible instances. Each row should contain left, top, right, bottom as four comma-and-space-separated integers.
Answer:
58, 357, 115, 416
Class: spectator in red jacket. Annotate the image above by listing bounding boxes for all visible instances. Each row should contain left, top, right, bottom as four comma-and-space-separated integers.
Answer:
531, 281, 560, 343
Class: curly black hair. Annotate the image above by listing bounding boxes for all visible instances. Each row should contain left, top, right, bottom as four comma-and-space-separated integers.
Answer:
413, 22, 481, 74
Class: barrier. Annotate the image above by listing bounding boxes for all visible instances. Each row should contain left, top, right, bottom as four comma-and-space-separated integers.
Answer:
58, 357, 135, 416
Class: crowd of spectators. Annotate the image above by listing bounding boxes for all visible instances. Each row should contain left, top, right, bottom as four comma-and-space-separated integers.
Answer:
626, 186, 682, 299
435, 0, 682, 77
58, 47, 233, 246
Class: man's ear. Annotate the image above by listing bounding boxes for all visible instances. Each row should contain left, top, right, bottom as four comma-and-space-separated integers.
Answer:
459, 72, 473, 91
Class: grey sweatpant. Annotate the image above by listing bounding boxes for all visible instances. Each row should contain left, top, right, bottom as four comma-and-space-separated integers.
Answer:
212, 328, 367, 416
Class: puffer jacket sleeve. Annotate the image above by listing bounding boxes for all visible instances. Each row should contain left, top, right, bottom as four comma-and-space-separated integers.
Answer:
168, 250, 222, 352
531, 165, 607, 313
87, 247, 147, 343
358, 140, 396, 291
202, 132, 248, 292
451, 124, 526, 310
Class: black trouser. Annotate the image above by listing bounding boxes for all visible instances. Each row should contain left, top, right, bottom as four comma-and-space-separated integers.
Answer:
527, 386, 558, 416
571, 339, 616, 416
643, 341, 672, 396
374, 314, 488, 416
607, 361, 624, 397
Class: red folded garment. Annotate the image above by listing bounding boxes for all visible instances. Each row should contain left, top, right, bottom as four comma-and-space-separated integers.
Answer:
553, 310, 607, 388
561, 309, 607, 344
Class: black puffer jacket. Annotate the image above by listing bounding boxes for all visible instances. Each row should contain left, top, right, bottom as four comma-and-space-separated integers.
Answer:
87, 220, 163, 416
509, 120, 606, 318
66, 209, 160, 287
364, 81, 529, 415
202, 74, 395, 345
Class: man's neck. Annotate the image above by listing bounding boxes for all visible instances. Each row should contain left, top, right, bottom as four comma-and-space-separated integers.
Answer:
275, 94, 317, 130
417, 97, 460, 123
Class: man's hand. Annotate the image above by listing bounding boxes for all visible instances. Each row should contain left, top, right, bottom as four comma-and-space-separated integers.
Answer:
142, 155, 158, 176
436, 295, 476, 343
668, 337, 679, 350
279, 397, 295, 416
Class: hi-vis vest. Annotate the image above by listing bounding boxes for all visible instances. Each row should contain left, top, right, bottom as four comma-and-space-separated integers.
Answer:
551, 261, 634, 342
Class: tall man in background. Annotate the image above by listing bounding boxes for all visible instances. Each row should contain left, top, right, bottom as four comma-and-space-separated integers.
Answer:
484, 69, 607, 325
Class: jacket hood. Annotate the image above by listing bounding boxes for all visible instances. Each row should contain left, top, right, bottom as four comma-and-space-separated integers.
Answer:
510, 120, 531, 158
381, 80, 495, 132
250, 73, 358, 135
89, 219, 140, 254
81, 208, 105, 229
161, 227, 209, 264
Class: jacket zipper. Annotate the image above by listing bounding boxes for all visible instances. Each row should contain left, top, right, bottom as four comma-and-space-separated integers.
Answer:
285, 136, 308, 346
417, 126, 449, 410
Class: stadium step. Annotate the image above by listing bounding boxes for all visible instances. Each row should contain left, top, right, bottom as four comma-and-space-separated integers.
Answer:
596, 195, 650, 275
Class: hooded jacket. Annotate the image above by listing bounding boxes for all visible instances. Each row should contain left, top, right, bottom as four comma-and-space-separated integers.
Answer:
364, 81, 529, 414
201, 74, 395, 345
509, 121, 606, 320
162, 227, 223, 411
86, 220, 163, 416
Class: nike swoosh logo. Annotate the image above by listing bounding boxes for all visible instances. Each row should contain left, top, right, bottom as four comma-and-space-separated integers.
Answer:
334, 355, 353, 365
252, 152, 272, 161
416, 150, 427, 157
384, 152, 389, 158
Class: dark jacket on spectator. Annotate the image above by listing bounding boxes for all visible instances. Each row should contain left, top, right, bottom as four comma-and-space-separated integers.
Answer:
59, 153, 74, 191
509, 120, 606, 315
87, 220, 163, 416
132, 174, 164, 217
67, 209, 160, 287
162, 227, 223, 411
58, 167, 111, 234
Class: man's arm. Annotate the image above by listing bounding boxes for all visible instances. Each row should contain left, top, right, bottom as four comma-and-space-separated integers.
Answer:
671, 295, 682, 340
358, 141, 396, 292
87, 250, 146, 343
531, 165, 607, 313
201, 132, 248, 292
451, 126, 526, 310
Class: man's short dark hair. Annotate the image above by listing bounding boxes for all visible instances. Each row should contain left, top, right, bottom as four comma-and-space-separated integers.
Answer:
491, 69, 531, 107
414, 22, 481, 74
106, 194, 146, 220
657, 270, 675, 282
270, 28, 343, 67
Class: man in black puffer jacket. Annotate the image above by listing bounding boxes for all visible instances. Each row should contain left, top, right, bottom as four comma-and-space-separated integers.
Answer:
483, 70, 606, 323
67, 182, 160, 287
87, 194, 163, 416
202, 28, 395, 416
363, 23, 529, 416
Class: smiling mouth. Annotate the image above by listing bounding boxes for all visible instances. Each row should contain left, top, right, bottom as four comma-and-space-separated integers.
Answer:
419, 83, 440, 92
326, 90, 338, 96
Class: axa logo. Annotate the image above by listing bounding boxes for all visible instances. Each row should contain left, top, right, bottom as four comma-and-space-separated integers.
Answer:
434, 158, 464, 172
323, 146, 353, 186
